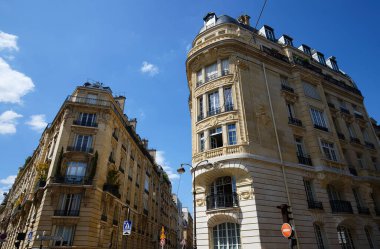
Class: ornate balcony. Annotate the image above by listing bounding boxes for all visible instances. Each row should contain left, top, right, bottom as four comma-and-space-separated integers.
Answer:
73, 120, 98, 128
207, 107, 221, 117
281, 84, 294, 93
329, 200, 353, 214
53, 175, 92, 185
66, 146, 93, 153
288, 117, 303, 127
206, 192, 239, 210
314, 124, 329, 132
54, 210, 80, 217
297, 153, 312, 166
307, 200, 323, 210
103, 184, 121, 199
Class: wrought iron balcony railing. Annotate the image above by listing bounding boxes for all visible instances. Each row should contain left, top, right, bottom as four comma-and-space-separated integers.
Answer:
66, 146, 93, 153
103, 184, 121, 199
314, 124, 329, 132
297, 153, 312, 166
365, 141, 375, 150
288, 117, 303, 127
281, 84, 294, 93
73, 120, 98, 127
340, 107, 350, 115
357, 206, 370, 215
350, 137, 361, 145
307, 200, 323, 210
329, 200, 353, 214
53, 175, 92, 185
54, 210, 80, 216
206, 192, 239, 210
207, 107, 221, 117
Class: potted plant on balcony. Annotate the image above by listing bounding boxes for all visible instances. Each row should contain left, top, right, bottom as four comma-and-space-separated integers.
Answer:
36, 162, 48, 187
103, 167, 121, 198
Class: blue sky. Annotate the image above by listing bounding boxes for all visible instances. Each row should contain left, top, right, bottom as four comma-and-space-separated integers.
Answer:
0, 0, 379, 212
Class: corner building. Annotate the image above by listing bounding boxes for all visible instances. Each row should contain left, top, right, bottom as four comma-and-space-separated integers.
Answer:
0, 83, 179, 249
186, 13, 380, 249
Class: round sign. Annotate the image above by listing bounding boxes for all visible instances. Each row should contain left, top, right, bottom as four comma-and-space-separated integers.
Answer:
281, 223, 293, 238
160, 239, 166, 246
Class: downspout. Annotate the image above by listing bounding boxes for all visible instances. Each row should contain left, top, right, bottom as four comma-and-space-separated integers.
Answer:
262, 63, 300, 249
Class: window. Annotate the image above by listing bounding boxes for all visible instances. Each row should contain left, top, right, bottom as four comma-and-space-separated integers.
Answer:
210, 127, 223, 149
281, 76, 290, 87
302, 45, 312, 56
213, 223, 241, 249
356, 153, 364, 169
295, 137, 306, 156
364, 227, 374, 249
205, 63, 218, 82
314, 224, 326, 249
337, 226, 355, 249
143, 192, 149, 211
303, 179, 316, 202
287, 103, 295, 119
208, 91, 220, 116
57, 194, 81, 216
134, 192, 138, 207
144, 173, 150, 192
303, 82, 321, 100
199, 132, 205, 152
227, 124, 237, 145
310, 108, 328, 129
221, 59, 229, 76
198, 97, 204, 120
347, 123, 356, 138
78, 113, 96, 126
333, 118, 341, 133
224, 87, 233, 111
128, 164, 133, 179
209, 176, 237, 209
284, 37, 293, 46
321, 141, 338, 161
74, 134, 92, 152
54, 226, 75, 246
330, 60, 339, 71
372, 157, 379, 171
352, 188, 364, 208
362, 128, 370, 142
66, 162, 87, 178
196, 70, 203, 85
265, 28, 275, 41
327, 185, 341, 201
317, 53, 326, 65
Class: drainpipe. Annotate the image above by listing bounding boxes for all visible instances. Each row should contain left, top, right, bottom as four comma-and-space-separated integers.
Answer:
262, 63, 300, 249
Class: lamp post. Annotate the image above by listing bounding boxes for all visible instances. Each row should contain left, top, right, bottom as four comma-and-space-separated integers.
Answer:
177, 160, 212, 249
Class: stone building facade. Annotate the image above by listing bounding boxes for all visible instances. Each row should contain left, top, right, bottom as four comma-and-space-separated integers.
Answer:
0, 83, 180, 249
186, 12, 380, 249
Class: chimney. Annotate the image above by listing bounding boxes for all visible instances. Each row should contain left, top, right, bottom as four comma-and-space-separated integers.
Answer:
114, 96, 126, 111
129, 118, 137, 130
142, 139, 149, 149
238, 14, 251, 26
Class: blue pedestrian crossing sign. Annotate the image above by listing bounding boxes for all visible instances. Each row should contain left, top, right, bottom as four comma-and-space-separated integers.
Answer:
123, 220, 132, 236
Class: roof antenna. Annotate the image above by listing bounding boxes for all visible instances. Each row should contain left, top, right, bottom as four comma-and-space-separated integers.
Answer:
255, 0, 268, 29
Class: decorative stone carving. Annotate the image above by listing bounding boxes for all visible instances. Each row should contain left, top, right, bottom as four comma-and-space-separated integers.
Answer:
196, 198, 205, 207
239, 191, 252, 200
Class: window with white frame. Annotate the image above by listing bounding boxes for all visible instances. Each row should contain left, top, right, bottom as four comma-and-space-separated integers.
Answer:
199, 132, 205, 152
54, 225, 75, 246
327, 185, 341, 201
321, 141, 338, 161
313, 223, 327, 249
265, 29, 275, 41
337, 226, 355, 249
143, 192, 149, 211
280, 76, 290, 87
74, 134, 92, 152
210, 127, 223, 149
208, 91, 220, 116
66, 162, 87, 178
78, 113, 96, 126
310, 108, 328, 129
227, 124, 237, 145
284, 37, 293, 46
362, 128, 370, 142
57, 194, 81, 216
221, 59, 229, 76
303, 82, 321, 100
213, 222, 241, 249
196, 70, 203, 85
205, 63, 218, 82
224, 87, 233, 111
144, 173, 150, 192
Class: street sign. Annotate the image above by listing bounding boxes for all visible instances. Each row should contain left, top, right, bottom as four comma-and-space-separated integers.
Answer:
27, 232, 33, 242
281, 223, 293, 238
123, 220, 132, 236
160, 238, 166, 247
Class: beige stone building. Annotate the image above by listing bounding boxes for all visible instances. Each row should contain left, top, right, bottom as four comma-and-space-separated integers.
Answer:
0, 82, 180, 249
186, 12, 380, 249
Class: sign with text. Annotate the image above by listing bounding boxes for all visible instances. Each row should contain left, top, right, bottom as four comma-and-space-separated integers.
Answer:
281, 223, 293, 238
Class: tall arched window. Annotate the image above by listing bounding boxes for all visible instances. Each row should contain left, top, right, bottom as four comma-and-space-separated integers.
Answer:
213, 223, 241, 249
207, 176, 238, 210
313, 223, 327, 249
337, 225, 355, 249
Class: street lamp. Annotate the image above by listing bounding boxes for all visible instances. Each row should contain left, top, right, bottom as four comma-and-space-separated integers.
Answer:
177, 160, 213, 249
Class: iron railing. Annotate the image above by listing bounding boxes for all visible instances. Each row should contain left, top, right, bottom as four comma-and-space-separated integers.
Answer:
350, 137, 361, 145
66, 146, 93, 153
297, 153, 312, 166
307, 200, 323, 210
66, 95, 111, 107
288, 117, 303, 127
103, 184, 121, 199
73, 120, 98, 127
54, 210, 80, 216
340, 107, 350, 115
357, 206, 370, 215
281, 84, 294, 93
329, 200, 353, 214
206, 192, 239, 210
53, 175, 92, 185
314, 124, 329, 132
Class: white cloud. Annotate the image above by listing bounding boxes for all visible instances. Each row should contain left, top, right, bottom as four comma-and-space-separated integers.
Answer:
140, 61, 159, 76
156, 151, 179, 180
0, 110, 23, 134
0, 58, 35, 104
0, 31, 19, 51
0, 175, 16, 203
26, 114, 47, 131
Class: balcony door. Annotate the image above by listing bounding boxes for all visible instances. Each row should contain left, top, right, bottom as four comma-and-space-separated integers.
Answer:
58, 194, 81, 216
210, 176, 236, 209
66, 162, 87, 183
208, 91, 220, 116
74, 135, 92, 152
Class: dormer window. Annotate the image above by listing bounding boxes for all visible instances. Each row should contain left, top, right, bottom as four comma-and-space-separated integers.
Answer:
203, 12, 216, 30
265, 29, 275, 42
299, 44, 312, 56
327, 56, 339, 71
279, 35, 293, 47
312, 51, 326, 66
